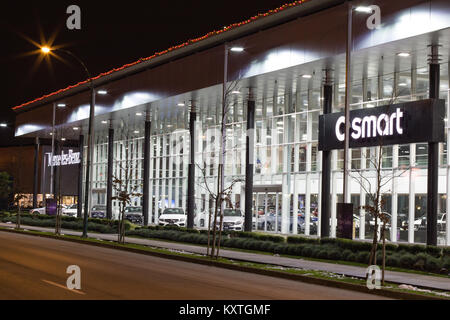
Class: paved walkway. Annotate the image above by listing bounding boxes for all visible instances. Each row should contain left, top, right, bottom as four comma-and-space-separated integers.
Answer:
1, 222, 449, 291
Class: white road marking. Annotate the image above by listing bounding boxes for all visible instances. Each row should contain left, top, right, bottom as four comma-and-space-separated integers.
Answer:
41, 279, 86, 295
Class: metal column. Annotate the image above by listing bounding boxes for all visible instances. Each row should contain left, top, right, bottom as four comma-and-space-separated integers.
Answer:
244, 92, 255, 232
106, 127, 114, 220
321, 71, 333, 238
77, 135, 84, 218
187, 106, 196, 229
143, 115, 151, 226
33, 137, 40, 208
427, 45, 440, 246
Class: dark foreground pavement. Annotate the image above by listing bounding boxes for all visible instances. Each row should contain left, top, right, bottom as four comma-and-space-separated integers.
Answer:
0, 231, 390, 300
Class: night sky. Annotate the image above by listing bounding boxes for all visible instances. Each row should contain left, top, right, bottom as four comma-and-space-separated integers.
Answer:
0, 0, 291, 146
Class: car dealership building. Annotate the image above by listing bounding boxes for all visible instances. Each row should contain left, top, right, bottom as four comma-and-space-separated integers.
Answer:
12, 0, 450, 245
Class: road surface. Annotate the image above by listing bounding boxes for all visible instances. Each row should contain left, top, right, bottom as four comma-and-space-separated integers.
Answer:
0, 231, 390, 300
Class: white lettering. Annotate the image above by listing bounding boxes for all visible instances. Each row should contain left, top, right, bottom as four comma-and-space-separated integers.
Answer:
335, 116, 345, 142
362, 115, 377, 138
335, 108, 404, 142
351, 117, 362, 140
47, 150, 81, 167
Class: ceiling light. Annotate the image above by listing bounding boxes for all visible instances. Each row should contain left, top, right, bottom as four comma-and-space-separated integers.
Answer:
302, 74, 312, 79
49, 132, 53, 136
134, 130, 139, 134
230, 47, 244, 52
232, 91, 241, 94
102, 120, 108, 124
397, 52, 410, 57
61, 138, 66, 141
73, 127, 79, 131
97, 90, 108, 95
57, 103, 66, 108
355, 6, 372, 13
0, 123, 7, 127
399, 83, 408, 87
136, 112, 143, 116
177, 103, 185, 107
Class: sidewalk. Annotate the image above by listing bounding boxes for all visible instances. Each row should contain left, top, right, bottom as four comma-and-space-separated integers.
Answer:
1, 222, 449, 291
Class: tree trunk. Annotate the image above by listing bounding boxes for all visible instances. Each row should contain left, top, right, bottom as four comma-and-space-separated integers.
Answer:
210, 192, 220, 258
215, 197, 225, 259
382, 222, 386, 286
16, 204, 21, 230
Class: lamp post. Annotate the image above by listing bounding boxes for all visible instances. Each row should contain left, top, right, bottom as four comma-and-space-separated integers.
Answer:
341, 2, 375, 212
217, 44, 244, 229
41, 47, 95, 238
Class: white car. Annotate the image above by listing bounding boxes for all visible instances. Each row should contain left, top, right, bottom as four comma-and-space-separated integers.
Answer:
62, 204, 79, 217
158, 208, 187, 227
216, 209, 244, 231
30, 207, 46, 215
438, 213, 446, 231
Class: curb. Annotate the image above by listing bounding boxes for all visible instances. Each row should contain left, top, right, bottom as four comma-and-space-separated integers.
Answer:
0, 227, 445, 300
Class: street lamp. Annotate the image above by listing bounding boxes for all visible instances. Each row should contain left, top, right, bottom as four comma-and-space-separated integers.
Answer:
216, 44, 244, 235
41, 46, 95, 238
342, 3, 374, 205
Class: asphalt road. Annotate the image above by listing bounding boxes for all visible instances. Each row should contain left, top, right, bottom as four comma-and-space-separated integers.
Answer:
0, 231, 390, 300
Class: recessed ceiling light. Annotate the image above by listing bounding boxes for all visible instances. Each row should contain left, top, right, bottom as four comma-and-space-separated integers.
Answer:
167, 125, 173, 128
73, 127, 79, 131
355, 6, 372, 13
97, 90, 108, 95
136, 112, 143, 116
397, 52, 410, 57
230, 47, 244, 52
102, 120, 108, 124
0, 123, 7, 128
134, 130, 139, 134
61, 138, 66, 141
49, 132, 53, 136
206, 117, 213, 120
57, 103, 66, 107
302, 74, 312, 79
177, 103, 185, 107
232, 91, 241, 94
399, 83, 408, 87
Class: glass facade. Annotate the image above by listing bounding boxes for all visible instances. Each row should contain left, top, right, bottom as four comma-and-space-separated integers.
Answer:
85, 61, 449, 245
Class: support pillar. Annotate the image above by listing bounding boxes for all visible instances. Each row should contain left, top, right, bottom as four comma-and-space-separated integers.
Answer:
321, 70, 333, 238
187, 105, 196, 229
244, 89, 255, 232
427, 45, 441, 246
143, 114, 151, 226
33, 137, 40, 208
106, 126, 114, 220
77, 135, 84, 218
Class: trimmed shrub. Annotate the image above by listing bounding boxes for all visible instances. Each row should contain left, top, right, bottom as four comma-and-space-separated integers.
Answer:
399, 253, 415, 268
301, 245, 314, 258
287, 236, 320, 245
425, 246, 442, 258
233, 231, 285, 243
425, 256, 442, 273
341, 249, 353, 261
386, 254, 401, 267
346, 253, 357, 262
356, 251, 370, 264
413, 253, 428, 271
327, 249, 342, 261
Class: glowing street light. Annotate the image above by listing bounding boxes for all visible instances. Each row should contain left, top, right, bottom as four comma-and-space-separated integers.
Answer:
41, 46, 51, 54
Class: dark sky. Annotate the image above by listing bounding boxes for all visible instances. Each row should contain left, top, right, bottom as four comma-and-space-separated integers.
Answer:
0, 0, 291, 145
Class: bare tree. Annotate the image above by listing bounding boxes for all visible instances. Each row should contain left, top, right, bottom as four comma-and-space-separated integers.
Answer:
194, 77, 244, 258
111, 125, 142, 244
351, 88, 409, 275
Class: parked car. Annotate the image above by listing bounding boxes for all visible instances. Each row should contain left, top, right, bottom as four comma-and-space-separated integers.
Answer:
124, 206, 143, 224
91, 205, 106, 219
158, 208, 186, 227
62, 204, 78, 217
30, 207, 45, 215
216, 209, 244, 231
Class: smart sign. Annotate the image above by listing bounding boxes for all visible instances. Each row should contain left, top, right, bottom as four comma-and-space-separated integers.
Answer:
318, 99, 445, 151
